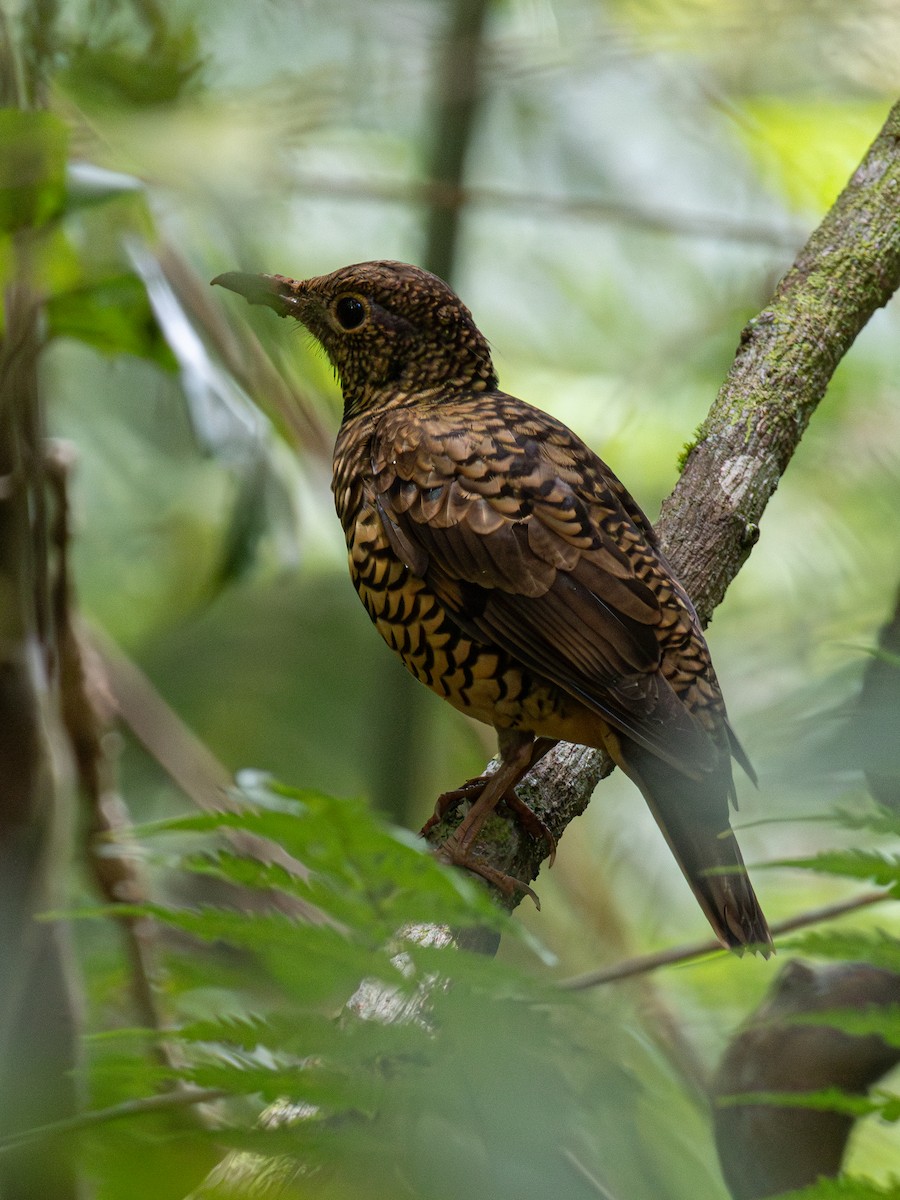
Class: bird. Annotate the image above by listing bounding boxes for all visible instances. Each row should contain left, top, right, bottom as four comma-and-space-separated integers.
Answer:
212, 260, 772, 954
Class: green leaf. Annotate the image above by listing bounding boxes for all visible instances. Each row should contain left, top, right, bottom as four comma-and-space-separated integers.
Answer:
138, 786, 504, 934
833, 805, 900, 840
788, 1005, 900, 1048
716, 1086, 885, 1120
0, 109, 68, 232
122, 902, 407, 1005
74, 789, 722, 1200
775, 1176, 900, 1199
772, 849, 900, 892
45, 273, 178, 367
782, 930, 900, 973
60, 30, 202, 109
182, 1055, 381, 1112
177, 1006, 439, 1080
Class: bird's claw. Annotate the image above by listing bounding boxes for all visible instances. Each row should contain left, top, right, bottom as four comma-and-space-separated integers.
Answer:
420, 776, 484, 837
436, 838, 541, 909
421, 778, 557, 866
501, 792, 557, 866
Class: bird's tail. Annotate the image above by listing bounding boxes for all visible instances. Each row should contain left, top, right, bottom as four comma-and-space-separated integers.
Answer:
619, 742, 773, 955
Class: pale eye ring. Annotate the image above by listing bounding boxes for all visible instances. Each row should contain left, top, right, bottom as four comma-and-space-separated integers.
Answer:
334, 295, 367, 330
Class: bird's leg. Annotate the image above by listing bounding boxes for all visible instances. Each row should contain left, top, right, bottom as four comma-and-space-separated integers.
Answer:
421, 736, 558, 861
421, 777, 485, 830
427, 732, 559, 901
451, 729, 537, 855
436, 730, 536, 900
496, 737, 558, 862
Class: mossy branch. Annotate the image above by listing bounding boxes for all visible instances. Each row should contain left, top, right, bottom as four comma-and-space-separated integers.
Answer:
431, 98, 900, 905
662, 101, 900, 620
192, 97, 900, 1200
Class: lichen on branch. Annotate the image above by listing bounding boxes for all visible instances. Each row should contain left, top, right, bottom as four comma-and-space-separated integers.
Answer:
436, 99, 900, 904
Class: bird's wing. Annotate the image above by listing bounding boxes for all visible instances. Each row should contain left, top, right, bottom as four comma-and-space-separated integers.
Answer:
370, 397, 720, 776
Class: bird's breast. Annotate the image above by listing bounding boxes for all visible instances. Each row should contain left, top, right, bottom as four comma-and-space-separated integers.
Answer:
335, 480, 585, 736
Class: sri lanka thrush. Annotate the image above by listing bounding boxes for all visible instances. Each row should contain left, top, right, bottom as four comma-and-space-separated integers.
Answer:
213, 260, 771, 953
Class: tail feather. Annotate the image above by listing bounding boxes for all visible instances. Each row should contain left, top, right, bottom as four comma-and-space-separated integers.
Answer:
619, 740, 772, 955
725, 719, 758, 790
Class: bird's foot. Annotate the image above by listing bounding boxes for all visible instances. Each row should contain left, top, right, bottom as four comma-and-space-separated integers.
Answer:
421, 733, 555, 907
501, 791, 557, 866
420, 775, 484, 837
436, 836, 541, 909
421, 776, 556, 865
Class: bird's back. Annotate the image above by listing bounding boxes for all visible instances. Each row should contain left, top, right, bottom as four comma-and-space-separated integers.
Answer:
334, 389, 726, 764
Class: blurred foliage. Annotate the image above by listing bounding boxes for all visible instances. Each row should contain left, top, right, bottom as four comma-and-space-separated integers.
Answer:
778, 1181, 900, 1199
737, 98, 894, 211
0, 109, 66, 230
72, 783, 729, 1200
782, 1168, 900, 1198
1, 0, 900, 1194
58, 795, 900, 1200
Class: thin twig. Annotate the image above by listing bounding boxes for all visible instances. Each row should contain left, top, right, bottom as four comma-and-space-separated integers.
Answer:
560, 1147, 622, 1199
560, 890, 891, 990
46, 442, 182, 1070
0, 1088, 227, 1155
292, 173, 804, 250
422, 0, 493, 279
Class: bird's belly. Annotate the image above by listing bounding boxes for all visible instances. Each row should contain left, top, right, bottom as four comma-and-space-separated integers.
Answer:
354, 561, 515, 722
348, 547, 606, 743
343, 504, 615, 746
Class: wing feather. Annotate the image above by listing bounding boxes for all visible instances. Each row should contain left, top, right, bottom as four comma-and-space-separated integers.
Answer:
371, 401, 720, 774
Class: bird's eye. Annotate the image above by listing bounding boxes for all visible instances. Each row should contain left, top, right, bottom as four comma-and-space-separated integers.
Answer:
334, 295, 367, 330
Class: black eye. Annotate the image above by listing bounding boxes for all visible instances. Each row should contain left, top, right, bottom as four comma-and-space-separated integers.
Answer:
334, 295, 367, 330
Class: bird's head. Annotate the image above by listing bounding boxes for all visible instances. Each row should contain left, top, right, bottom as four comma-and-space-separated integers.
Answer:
213, 260, 497, 417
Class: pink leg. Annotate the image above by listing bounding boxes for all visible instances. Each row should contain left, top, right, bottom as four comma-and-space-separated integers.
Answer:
425, 733, 558, 900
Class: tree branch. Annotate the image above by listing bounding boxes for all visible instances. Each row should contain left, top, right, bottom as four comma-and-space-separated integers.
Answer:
421, 0, 492, 280
426, 99, 900, 905
289, 173, 806, 251
559, 889, 890, 990
194, 96, 900, 1200
0, 262, 81, 1200
661, 100, 900, 620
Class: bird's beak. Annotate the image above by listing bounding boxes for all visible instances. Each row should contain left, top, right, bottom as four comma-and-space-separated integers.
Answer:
211, 271, 308, 319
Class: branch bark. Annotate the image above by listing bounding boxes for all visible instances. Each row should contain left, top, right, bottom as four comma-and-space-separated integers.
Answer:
425, 99, 900, 906
0, 265, 81, 1200
421, 0, 492, 281
191, 100, 900, 1200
